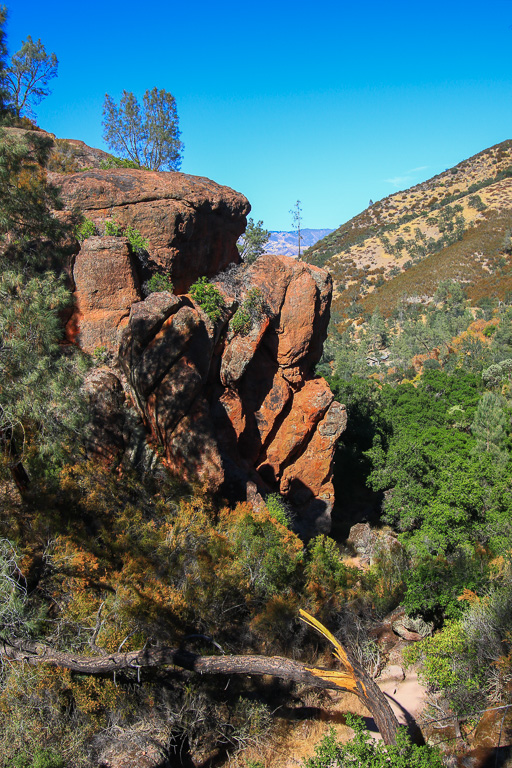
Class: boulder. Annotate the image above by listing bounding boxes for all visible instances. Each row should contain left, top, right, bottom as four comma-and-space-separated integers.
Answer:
392, 615, 434, 641
49, 137, 112, 172
52, 167, 250, 293
347, 522, 403, 565
119, 292, 224, 489
347, 523, 376, 563
248, 255, 332, 384
71, 236, 141, 354
83, 368, 126, 463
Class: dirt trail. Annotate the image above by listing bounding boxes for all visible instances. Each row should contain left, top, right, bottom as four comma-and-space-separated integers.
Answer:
228, 667, 428, 767
375, 667, 427, 740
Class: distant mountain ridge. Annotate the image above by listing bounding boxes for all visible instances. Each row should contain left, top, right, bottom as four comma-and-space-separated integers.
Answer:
304, 140, 512, 322
265, 228, 333, 258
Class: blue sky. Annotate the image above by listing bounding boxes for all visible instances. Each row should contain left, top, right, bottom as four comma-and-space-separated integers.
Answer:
5, 0, 512, 230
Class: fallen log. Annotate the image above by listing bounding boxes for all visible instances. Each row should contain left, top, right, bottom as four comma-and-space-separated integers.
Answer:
1, 610, 400, 745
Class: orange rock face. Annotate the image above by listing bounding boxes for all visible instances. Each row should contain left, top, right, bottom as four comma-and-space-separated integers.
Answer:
71, 236, 141, 353
64, 158, 345, 534
54, 167, 250, 293
115, 254, 346, 535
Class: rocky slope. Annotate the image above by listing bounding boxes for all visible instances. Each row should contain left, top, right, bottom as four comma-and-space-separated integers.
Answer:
305, 140, 512, 320
52, 150, 345, 535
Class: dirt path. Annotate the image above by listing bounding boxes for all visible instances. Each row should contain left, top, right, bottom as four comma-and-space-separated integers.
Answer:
375, 666, 427, 741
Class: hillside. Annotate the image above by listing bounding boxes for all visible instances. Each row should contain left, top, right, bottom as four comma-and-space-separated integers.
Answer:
304, 140, 512, 320
266, 228, 333, 257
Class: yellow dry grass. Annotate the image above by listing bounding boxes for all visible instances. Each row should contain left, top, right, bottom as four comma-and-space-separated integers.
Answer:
306, 140, 512, 321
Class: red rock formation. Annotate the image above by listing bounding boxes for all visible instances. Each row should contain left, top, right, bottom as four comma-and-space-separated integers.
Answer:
53, 167, 250, 293
71, 236, 141, 354
59, 152, 345, 533
117, 255, 346, 535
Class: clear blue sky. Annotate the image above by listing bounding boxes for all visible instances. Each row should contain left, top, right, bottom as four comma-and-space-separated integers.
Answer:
5, 0, 512, 230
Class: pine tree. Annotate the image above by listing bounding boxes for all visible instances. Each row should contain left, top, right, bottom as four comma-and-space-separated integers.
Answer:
0, 68, 86, 488
103, 88, 183, 171
471, 392, 508, 463
5, 35, 58, 120
237, 218, 270, 263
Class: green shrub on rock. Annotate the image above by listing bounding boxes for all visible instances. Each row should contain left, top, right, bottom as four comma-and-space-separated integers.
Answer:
104, 219, 123, 237
99, 155, 145, 170
190, 276, 225, 322
74, 217, 96, 242
230, 287, 266, 336
231, 306, 251, 335
147, 273, 174, 294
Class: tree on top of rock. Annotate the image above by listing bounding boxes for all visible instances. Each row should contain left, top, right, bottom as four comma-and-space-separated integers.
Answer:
5, 35, 58, 120
102, 88, 184, 171
237, 218, 270, 264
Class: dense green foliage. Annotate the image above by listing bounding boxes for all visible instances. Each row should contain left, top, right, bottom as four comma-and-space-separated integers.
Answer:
230, 287, 265, 335
5, 35, 58, 119
237, 218, 270, 263
75, 216, 96, 241
190, 275, 226, 321
102, 88, 183, 171
99, 154, 144, 170
146, 272, 174, 293
0, 111, 86, 487
304, 717, 444, 768
324, 278, 512, 724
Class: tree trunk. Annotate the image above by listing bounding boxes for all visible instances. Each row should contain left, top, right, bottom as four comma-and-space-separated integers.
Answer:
1, 638, 400, 744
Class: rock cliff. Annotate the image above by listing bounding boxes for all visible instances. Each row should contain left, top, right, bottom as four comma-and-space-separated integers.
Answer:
53, 167, 249, 293
56, 160, 345, 535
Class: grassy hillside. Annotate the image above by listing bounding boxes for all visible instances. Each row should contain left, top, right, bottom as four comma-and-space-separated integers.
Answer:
304, 140, 512, 321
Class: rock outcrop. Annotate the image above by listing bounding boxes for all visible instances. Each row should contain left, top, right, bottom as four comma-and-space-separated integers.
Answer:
117, 255, 346, 535
69, 236, 141, 353
53, 167, 250, 293
58, 158, 345, 534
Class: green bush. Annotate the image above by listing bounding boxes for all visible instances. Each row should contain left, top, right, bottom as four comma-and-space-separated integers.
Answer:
147, 273, 174, 294
99, 155, 144, 170
104, 219, 123, 236
101, 219, 148, 253
265, 493, 291, 528
74, 217, 96, 242
189, 276, 225, 322
231, 306, 251, 335
230, 287, 266, 336
92, 345, 108, 364
404, 618, 486, 716
305, 535, 357, 615
468, 194, 487, 211
124, 224, 149, 254
12, 748, 65, 768
402, 552, 489, 625
303, 716, 444, 768
244, 287, 265, 315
